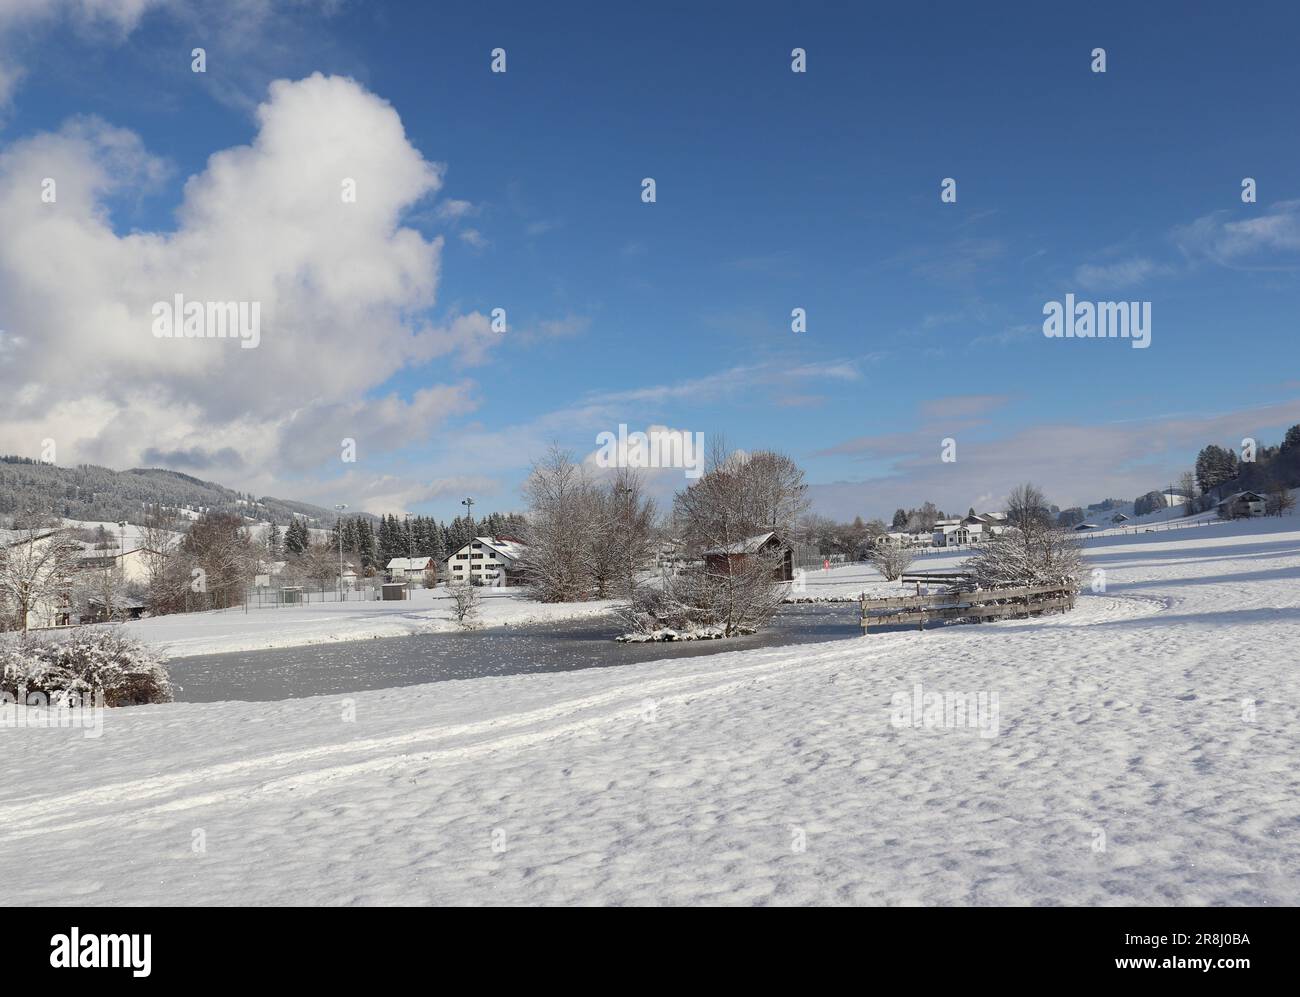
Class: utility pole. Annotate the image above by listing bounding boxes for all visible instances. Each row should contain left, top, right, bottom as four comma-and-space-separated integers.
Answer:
334, 503, 348, 599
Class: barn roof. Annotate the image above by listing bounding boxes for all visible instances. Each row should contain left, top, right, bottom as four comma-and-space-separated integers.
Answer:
703, 531, 781, 556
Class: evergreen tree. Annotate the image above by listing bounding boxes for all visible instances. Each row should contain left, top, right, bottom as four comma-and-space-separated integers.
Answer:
891, 508, 908, 530
356, 519, 377, 570
284, 518, 309, 555
268, 522, 283, 559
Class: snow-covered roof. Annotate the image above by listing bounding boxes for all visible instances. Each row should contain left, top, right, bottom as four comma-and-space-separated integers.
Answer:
482, 537, 526, 561
702, 531, 781, 556
387, 556, 434, 571
1218, 491, 1265, 504
0, 529, 64, 547
449, 537, 527, 562
935, 523, 982, 534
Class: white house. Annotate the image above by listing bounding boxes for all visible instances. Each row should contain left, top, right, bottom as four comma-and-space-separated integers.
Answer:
961, 511, 1008, 536
445, 537, 526, 587
386, 556, 435, 582
1217, 491, 1266, 519
933, 523, 983, 548
75, 546, 159, 586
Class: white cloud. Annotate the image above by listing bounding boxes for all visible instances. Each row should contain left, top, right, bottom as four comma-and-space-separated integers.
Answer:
0, 73, 488, 485
1173, 200, 1300, 269
0, 0, 166, 116
436, 198, 475, 220
458, 227, 489, 250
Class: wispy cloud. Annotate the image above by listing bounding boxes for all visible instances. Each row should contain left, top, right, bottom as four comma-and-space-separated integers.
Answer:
918, 394, 1012, 421
1073, 257, 1172, 289
809, 396, 1300, 520
1173, 200, 1300, 271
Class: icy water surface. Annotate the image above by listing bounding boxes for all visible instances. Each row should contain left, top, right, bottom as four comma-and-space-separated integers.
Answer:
168, 603, 861, 702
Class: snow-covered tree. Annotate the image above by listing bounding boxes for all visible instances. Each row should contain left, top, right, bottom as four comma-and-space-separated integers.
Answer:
447, 576, 480, 627
0, 525, 82, 633
963, 520, 1084, 589
868, 537, 915, 581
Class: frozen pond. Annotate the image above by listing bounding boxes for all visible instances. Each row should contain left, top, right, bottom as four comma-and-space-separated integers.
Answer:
168, 603, 862, 702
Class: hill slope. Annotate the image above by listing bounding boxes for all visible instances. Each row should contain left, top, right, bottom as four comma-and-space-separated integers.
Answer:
0, 458, 344, 527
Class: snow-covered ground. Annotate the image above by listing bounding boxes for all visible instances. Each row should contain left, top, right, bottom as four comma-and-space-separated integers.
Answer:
2, 516, 1298, 905
119, 587, 620, 659
790, 554, 970, 601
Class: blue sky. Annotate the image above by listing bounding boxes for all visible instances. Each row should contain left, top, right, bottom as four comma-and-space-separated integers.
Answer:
2, 1, 1298, 520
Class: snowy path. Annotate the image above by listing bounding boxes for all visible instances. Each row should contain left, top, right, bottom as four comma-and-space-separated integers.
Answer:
2, 518, 1298, 905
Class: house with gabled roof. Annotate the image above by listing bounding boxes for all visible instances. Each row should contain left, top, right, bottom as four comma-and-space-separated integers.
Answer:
445, 536, 527, 587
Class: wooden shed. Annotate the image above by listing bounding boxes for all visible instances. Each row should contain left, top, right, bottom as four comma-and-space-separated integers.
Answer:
702, 531, 794, 581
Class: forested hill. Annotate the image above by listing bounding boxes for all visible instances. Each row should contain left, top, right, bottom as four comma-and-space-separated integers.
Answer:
0, 458, 344, 527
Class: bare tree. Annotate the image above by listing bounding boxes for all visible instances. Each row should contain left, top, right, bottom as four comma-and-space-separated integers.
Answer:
518, 446, 599, 602
447, 576, 480, 628
1266, 488, 1296, 516
139, 503, 182, 609
0, 526, 82, 633
1005, 483, 1052, 532
70, 563, 130, 623
177, 511, 257, 610
587, 469, 658, 600
674, 439, 809, 553
868, 537, 915, 581
300, 541, 343, 589
1177, 471, 1198, 517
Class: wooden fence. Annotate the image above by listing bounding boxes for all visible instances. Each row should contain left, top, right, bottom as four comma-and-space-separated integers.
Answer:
860, 581, 1076, 633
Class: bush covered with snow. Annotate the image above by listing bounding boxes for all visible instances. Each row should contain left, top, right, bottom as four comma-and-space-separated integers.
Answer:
867, 539, 915, 581
961, 525, 1084, 590
619, 558, 786, 639
0, 627, 173, 706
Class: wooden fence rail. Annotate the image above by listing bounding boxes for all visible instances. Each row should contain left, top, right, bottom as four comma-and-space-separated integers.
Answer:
860, 581, 1076, 633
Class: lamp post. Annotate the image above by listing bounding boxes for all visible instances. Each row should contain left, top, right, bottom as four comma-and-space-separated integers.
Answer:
115, 520, 128, 622
334, 503, 348, 599
461, 497, 474, 585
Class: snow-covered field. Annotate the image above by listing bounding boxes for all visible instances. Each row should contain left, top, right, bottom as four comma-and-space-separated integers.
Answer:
2, 517, 1298, 905
790, 554, 969, 601
119, 587, 620, 659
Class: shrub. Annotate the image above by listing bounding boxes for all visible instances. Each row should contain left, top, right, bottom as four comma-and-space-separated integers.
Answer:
619, 554, 787, 638
868, 539, 915, 581
962, 525, 1084, 590
0, 627, 173, 706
